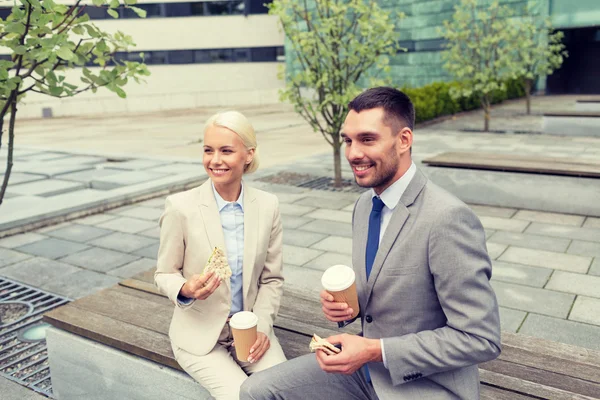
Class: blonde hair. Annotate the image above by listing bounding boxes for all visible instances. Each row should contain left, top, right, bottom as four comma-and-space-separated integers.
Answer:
204, 111, 259, 174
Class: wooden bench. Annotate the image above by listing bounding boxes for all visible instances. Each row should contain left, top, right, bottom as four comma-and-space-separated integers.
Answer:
575, 100, 600, 113
422, 151, 600, 179
43, 270, 600, 400
542, 111, 600, 137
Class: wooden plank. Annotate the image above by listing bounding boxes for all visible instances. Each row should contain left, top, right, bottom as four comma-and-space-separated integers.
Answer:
43, 304, 181, 371
274, 327, 312, 360
119, 278, 162, 297
422, 152, 600, 178
480, 369, 598, 400
480, 385, 536, 400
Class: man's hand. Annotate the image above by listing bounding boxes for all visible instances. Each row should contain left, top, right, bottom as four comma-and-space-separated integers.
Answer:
315, 334, 382, 375
320, 290, 354, 322
247, 332, 270, 364
180, 271, 221, 300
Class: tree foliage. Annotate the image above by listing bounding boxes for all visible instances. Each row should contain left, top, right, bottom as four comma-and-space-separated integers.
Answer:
268, 0, 402, 187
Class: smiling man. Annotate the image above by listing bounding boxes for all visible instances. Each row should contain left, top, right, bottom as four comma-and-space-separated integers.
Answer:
240, 87, 501, 400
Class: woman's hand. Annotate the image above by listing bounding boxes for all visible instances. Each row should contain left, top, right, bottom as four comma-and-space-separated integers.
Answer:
180, 271, 221, 300
247, 332, 270, 364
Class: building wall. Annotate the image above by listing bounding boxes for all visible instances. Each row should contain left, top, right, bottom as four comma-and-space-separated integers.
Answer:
0, 0, 285, 119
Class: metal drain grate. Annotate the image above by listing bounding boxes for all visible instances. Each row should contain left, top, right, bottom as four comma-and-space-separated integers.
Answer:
0, 277, 70, 398
258, 171, 367, 193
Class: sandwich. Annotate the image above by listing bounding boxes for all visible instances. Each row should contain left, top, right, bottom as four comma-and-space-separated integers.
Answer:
203, 247, 232, 280
309, 334, 341, 356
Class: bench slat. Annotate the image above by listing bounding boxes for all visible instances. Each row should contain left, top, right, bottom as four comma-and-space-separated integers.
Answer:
480, 384, 536, 399
422, 151, 600, 178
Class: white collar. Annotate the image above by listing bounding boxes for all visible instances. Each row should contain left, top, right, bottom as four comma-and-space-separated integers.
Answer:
212, 181, 244, 212
371, 162, 416, 210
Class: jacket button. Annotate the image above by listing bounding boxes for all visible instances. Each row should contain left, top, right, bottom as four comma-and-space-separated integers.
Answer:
365, 315, 373, 323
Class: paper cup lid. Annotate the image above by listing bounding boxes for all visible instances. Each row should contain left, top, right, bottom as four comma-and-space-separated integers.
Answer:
229, 311, 258, 330
321, 265, 355, 292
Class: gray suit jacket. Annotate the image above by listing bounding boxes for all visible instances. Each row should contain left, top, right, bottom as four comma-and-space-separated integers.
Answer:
350, 169, 501, 399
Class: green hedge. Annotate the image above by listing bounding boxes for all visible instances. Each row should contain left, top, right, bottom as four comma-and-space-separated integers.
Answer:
402, 79, 525, 124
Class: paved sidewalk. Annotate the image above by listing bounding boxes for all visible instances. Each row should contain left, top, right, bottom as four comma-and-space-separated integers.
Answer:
1, 176, 599, 350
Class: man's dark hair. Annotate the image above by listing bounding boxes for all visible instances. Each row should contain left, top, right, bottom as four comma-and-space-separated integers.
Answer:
348, 87, 415, 132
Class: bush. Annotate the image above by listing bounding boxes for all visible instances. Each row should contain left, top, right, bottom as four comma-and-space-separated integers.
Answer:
401, 78, 525, 124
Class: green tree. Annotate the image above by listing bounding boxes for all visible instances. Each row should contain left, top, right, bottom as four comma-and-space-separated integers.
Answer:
511, 3, 567, 114
0, 0, 150, 206
440, 0, 515, 132
268, 0, 401, 187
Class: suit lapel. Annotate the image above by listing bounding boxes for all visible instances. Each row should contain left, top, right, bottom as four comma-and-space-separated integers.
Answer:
364, 170, 428, 304
198, 180, 229, 289
242, 185, 258, 307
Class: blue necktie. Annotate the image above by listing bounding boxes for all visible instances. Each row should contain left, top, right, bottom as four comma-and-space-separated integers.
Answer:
363, 196, 384, 384
366, 196, 385, 280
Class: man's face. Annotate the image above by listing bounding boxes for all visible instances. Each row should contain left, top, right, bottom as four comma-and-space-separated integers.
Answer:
341, 107, 408, 194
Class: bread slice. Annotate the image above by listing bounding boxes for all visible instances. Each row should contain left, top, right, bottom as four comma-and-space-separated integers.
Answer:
309, 334, 341, 355
203, 247, 232, 280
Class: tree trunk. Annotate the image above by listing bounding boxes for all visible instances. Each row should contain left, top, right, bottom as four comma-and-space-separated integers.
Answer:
0, 98, 17, 207
482, 96, 490, 132
332, 142, 342, 188
525, 79, 532, 115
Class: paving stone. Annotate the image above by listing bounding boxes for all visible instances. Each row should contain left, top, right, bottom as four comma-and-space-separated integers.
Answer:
57, 167, 125, 183
567, 240, 600, 258
0, 232, 46, 249
41, 270, 121, 300
486, 242, 507, 259
298, 220, 353, 238
282, 244, 323, 266
469, 204, 517, 218
8, 179, 86, 197
147, 163, 202, 175
272, 193, 307, 204
98, 159, 169, 170
279, 203, 316, 217
491, 261, 552, 288
113, 206, 163, 221
513, 210, 585, 227
490, 280, 575, 318
132, 242, 160, 259
519, 313, 600, 350
283, 230, 327, 247
498, 307, 526, 333
304, 209, 353, 224
487, 231, 571, 253
526, 222, 600, 243
303, 251, 353, 272
484, 229, 496, 239
139, 197, 167, 208
342, 203, 355, 212
478, 216, 529, 233
60, 247, 140, 272
545, 271, 600, 298
311, 236, 352, 255
282, 264, 323, 297
89, 232, 157, 253
16, 238, 89, 259
583, 217, 600, 229
107, 257, 156, 278
76, 213, 118, 225
44, 224, 114, 243
0, 377, 47, 400
0, 248, 31, 268
0, 257, 81, 287
281, 215, 312, 229
91, 170, 167, 190
19, 152, 69, 161
139, 226, 161, 239
97, 217, 156, 234
18, 163, 94, 178
1, 172, 46, 185
499, 246, 592, 273
569, 296, 600, 326
590, 258, 600, 277
294, 196, 355, 210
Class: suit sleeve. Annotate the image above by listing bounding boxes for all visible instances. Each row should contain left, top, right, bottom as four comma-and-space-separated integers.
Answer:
382, 205, 501, 386
154, 197, 194, 309
252, 197, 284, 338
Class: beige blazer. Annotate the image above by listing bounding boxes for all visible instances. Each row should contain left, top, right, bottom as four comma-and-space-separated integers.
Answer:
155, 180, 284, 356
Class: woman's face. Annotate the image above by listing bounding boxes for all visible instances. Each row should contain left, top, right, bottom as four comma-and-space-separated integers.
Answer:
203, 125, 253, 187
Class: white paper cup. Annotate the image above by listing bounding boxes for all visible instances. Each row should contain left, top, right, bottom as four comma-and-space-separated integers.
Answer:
321, 265, 360, 319
229, 311, 258, 362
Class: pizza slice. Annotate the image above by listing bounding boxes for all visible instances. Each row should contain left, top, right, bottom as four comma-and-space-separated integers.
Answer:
309, 334, 341, 356
203, 247, 232, 280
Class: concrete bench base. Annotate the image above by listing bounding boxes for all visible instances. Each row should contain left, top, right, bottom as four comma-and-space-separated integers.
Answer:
46, 327, 211, 400
542, 114, 600, 136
